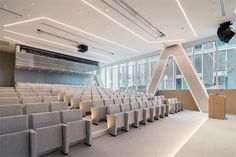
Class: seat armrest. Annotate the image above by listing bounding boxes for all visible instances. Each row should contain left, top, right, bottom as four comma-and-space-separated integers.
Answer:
62, 124, 69, 155
29, 129, 37, 157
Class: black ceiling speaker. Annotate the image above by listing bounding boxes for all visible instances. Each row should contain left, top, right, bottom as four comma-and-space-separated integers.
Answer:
78, 44, 88, 53
217, 21, 235, 43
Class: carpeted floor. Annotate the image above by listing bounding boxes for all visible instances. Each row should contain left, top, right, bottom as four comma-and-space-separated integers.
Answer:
45, 110, 207, 157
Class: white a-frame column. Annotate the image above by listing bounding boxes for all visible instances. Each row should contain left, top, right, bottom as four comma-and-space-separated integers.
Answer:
146, 44, 209, 112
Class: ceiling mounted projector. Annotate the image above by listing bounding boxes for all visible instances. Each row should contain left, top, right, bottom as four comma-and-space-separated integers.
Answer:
217, 21, 235, 43
78, 44, 88, 53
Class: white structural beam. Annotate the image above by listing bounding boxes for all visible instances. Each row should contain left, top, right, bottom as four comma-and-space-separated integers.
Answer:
146, 44, 209, 112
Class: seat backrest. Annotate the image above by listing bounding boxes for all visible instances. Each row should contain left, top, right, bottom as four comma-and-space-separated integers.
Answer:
139, 101, 147, 108
152, 100, 158, 106
81, 95, 92, 102
61, 109, 83, 123
43, 96, 58, 102
142, 96, 148, 102
136, 97, 142, 102
130, 102, 140, 110
0, 115, 28, 135
29, 111, 60, 129
25, 103, 49, 114
130, 97, 137, 103
104, 99, 114, 106
122, 98, 130, 104
0, 92, 17, 97
92, 95, 102, 100
120, 103, 131, 112
152, 96, 158, 100
107, 105, 121, 114
0, 97, 20, 105
50, 102, 68, 112
0, 104, 23, 117
19, 92, 37, 97
101, 95, 110, 99
22, 97, 42, 104
157, 100, 163, 105
146, 101, 153, 107
114, 98, 122, 104
93, 99, 104, 107
37, 92, 51, 96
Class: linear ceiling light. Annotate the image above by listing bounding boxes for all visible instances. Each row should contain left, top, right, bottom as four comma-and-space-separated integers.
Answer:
176, 0, 197, 37
4, 29, 113, 62
4, 17, 140, 53
82, 0, 184, 44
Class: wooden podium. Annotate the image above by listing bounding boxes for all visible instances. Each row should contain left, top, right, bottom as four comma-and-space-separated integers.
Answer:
208, 94, 226, 120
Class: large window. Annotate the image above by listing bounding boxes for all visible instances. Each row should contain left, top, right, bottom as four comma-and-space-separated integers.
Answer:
100, 37, 236, 91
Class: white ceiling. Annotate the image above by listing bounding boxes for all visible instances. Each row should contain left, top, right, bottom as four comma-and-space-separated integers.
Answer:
0, 0, 236, 64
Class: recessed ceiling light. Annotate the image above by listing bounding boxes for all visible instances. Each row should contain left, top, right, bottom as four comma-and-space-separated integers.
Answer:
31, 2, 34, 6
234, 9, 236, 14
4, 5, 7, 8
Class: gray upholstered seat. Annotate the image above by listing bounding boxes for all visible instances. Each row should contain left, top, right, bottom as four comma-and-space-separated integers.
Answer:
50, 102, 68, 112
60, 109, 91, 147
104, 99, 114, 106
0, 115, 37, 157
22, 97, 42, 104
136, 97, 142, 102
167, 98, 177, 114
122, 98, 130, 104
130, 102, 144, 127
80, 95, 93, 116
114, 98, 122, 104
0, 104, 23, 117
0, 97, 20, 105
129, 97, 137, 103
24, 102, 49, 115
43, 96, 58, 103
29, 112, 69, 156
91, 99, 107, 125
120, 103, 135, 131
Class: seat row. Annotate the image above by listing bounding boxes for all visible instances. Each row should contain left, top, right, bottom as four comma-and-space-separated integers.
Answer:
0, 109, 91, 157
0, 96, 59, 105
0, 101, 68, 117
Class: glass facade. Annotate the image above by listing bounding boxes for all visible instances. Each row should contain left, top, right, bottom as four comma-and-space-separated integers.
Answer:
100, 37, 236, 91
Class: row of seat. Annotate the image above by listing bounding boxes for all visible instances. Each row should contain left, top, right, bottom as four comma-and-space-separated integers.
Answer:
0, 109, 91, 157
0, 96, 59, 105
0, 101, 68, 117
106, 98, 183, 136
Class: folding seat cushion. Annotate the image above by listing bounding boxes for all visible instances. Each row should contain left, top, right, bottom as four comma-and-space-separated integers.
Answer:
146, 101, 156, 122
173, 98, 183, 111
157, 100, 168, 117
106, 105, 125, 136
122, 98, 130, 104
136, 97, 142, 102
43, 96, 58, 103
120, 103, 135, 131
130, 102, 144, 128
0, 92, 18, 97
114, 98, 122, 105
104, 99, 114, 106
29, 112, 69, 156
0, 97, 20, 105
91, 99, 106, 124
167, 98, 177, 114
151, 100, 161, 120
80, 95, 93, 116
129, 97, 137, 103
37, 92, 51, 96
0, 104, 23, 117
138, 101, 151, 124
0, 115, 37, 157
22, 97, 42, 104
60, 109, 91, 146
50, 102, 68, 112
24, 102, 49, 115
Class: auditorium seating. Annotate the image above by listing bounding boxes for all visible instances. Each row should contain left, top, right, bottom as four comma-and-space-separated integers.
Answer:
49, 102, 68, 112
60, 109, 92, 147
24, 102, 49, 115
0, 104, 23, 117
29, 111, 69, 156
0, 115, 37, 157
0, 97, 20, 105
